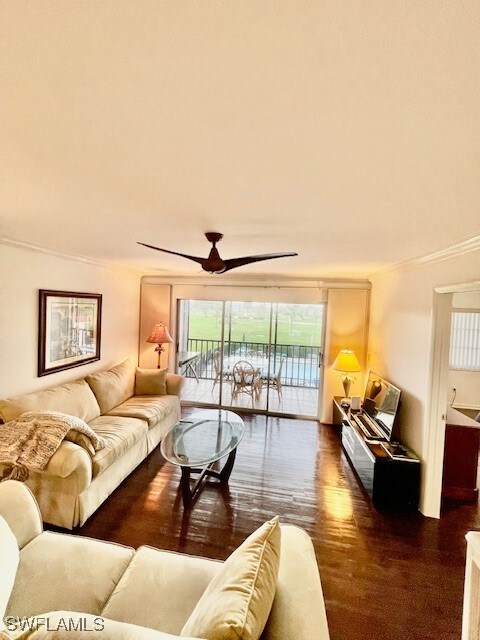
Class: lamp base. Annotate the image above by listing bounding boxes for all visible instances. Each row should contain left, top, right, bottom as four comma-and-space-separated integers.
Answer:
154, 344, 165, 369
342, 375, 352, 398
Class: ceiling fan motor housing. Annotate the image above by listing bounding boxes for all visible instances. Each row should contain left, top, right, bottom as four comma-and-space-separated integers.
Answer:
205, 232, 223, 245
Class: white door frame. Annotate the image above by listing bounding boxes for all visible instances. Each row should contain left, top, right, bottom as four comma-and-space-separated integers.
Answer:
422, 280, 480, 518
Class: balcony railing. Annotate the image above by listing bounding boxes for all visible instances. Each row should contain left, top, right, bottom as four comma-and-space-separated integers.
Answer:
183, 338, 320, 388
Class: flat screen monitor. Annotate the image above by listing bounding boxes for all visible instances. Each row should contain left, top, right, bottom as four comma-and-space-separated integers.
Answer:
362, 371, 401, 441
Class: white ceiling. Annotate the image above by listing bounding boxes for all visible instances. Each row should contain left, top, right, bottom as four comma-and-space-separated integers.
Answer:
1, 1, 479, 277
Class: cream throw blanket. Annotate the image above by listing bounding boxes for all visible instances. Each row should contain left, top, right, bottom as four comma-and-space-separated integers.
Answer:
0, 411, 106, 481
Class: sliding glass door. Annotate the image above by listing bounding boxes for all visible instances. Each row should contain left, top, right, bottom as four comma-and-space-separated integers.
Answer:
270, 303, 324, 416
177, 300, 224, 406
176, 299, 325, 418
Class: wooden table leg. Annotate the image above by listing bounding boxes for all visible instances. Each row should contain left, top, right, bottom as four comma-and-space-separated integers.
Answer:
181, 467, 192, 509
180, 448, 238, 508
219, 448, 237, 483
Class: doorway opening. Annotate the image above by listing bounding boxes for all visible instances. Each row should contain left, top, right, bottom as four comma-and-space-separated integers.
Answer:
176, 299, 325, 418
424, 283, 480, 519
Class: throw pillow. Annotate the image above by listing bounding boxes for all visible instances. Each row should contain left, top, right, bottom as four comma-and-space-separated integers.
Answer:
180, 516, 281, 640
135, 368, 168, 396
0, 515, 20, 632
86, 358, 136, 414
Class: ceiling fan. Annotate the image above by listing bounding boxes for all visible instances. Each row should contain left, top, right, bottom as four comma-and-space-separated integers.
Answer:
138, 232, 298, 274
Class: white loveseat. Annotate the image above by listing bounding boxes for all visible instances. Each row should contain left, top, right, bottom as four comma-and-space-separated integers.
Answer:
0, 359, 184, 529
462, 531, 480, 640
0, 481, 330, 640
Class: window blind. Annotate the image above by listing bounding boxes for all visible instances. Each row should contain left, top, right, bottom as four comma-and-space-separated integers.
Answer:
449, 310, 480, 370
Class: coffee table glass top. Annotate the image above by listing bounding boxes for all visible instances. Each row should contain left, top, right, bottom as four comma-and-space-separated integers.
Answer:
161, 409, 244, 468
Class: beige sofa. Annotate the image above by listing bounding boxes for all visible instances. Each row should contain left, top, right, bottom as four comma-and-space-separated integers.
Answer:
0, 359, 184, 529
0, 480, 330, 640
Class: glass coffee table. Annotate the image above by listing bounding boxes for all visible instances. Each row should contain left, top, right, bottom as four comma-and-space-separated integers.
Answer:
161, 409, 244, 509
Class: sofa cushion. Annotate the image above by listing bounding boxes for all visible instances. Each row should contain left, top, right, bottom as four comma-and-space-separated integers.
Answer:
0, 380, 100, 424
88, 416, 148, 477
6, 531, 134, 619
0, 516, 19, 632
102, 546, 221, 634
181, 517, 281, 640
106, 395, 179, 429
86, 358, 136, 415
4, 612, 203, 639
135, 368, 168, 396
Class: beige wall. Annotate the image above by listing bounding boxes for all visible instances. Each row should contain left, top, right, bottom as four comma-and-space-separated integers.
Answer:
139, 284, 172, 369
0, 243, 141, 397
368, 249, 480, 516
323, 289, 370, 422
448, 370, 480, 409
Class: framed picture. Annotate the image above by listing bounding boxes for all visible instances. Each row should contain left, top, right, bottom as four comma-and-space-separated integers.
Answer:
38, 290, 102, 377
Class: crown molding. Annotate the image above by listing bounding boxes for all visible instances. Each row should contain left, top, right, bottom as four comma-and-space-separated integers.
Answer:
370, 232, 480, 279
0, 237, 143, 274
141, 274, 372, 289
435, 279, 480, 294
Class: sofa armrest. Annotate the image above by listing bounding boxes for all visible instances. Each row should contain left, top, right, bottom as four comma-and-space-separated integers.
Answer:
263, 524, 330, 640
0, 480, 42, 549
43, 440, 93, 481
166, 373, 185, 398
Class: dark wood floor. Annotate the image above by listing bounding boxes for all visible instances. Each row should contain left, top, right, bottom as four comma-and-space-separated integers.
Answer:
74, 412, 479, 640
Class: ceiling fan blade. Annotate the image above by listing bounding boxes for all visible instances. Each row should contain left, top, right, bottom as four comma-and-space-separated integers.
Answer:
222, 252, 298, 273
137, 242, 205, 266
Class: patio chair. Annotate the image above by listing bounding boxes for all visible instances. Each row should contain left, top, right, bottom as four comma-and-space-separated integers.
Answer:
212, 350, 230, 389
261, 357, 285, 400
231, 360, 262, 408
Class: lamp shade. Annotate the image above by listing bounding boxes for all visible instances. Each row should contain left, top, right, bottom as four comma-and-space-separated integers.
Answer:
146, 323, 173, 345
332, 349, 361, 373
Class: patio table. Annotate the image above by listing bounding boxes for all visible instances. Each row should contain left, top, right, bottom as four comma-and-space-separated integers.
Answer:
221, 355, 271, 375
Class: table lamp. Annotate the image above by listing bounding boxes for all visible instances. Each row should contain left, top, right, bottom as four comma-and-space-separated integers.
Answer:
332, 349, 361, 406
146, 323, 173, 369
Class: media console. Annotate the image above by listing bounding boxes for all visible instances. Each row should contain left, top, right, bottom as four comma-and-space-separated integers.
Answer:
333, 397, 420, 509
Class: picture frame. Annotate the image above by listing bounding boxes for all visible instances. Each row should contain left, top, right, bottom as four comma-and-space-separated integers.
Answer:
38, 290, 102, 377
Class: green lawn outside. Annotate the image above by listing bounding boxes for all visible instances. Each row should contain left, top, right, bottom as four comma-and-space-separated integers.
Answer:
188, 311, 322, 346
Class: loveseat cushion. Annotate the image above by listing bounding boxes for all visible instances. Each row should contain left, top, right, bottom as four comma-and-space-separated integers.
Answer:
6, 532, 134, 619
0, 516, 19, 632
88, 416, 148, 477
106, 395, 179, 429
0, 481, 43, 550
86, 358, 136, 415
4, 611, 203, 639
0, 380, 100, 424
102, 546, 220, 634
181, 516, 281, 640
